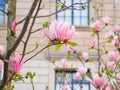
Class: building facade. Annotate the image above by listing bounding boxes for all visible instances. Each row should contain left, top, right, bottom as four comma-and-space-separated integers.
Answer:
0, 0, 120, 90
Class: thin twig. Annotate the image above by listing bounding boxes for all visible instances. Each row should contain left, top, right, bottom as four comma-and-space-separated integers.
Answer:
22, 0, 42, 58
0, 8, 8, 15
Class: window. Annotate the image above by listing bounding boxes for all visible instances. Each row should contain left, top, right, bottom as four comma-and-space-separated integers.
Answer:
56, 0, 89, 26
0, 0, 5, 24
55, 70, 90, 90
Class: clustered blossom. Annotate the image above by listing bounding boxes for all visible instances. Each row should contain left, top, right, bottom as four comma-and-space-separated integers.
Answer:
101, 16, 112, 25
105, 31, 114, 39
108, 51, 117, 61
89, 74, 106, 89
104, 61, 115, 71
82, 52, 89, 62
11, 19, 16, 33
43, 20, 76, 43
89, 38, 96, 48
0, 45, 5, 56
10, 53, 26, 73
90, 21, 101, 32
114, 25, 120, 33
90, 16, 112, 32
75, 67, 87, 81
113, 36, 120, 46
60, 58, 67, 68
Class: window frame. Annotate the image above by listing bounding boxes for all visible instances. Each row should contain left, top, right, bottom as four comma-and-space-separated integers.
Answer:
55, 69, 90, 90
0, 0, 5, 24
56, 0, 90, 26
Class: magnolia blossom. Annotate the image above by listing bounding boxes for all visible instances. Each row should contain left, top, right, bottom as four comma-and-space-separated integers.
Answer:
11, 19, 16, 33
108, 51, 117, 61
89, 39, 96, 48
105, 31, 114, 39
0, 45, 5, 56
43, 20, 76, 42
90, 21, 101, 32
114, 25, 120, 33
82, 52, 89, 61
102, 84, 113, 90
60, 58, 67, 68
113, 36, 120, 46
89, 74, 106, 89
62, 80, 68, 90
10, 53, 26, 73
104, 61, 115, 71
78, 67, 87, 78
101, 16, 112, 24
75, 71, 80, 82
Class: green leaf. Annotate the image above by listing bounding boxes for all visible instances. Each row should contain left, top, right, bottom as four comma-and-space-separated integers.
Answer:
54, 44, 62, 51
66, 42, 77, 47
113, 81, 118, 89
87, 72, 92, 78
107, 39, 112, 43
87, 59, 94, 62
118, 63, 120, 68
51, 59, 56, 64
43, 22, 49, 28
90, 33, 95, 37
36, 41, 39, 49
78, 52, 82, 56
56, 2, 63, 6
66, 53, 71, 60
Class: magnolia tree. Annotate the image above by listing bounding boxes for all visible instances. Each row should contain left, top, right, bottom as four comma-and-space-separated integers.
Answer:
0, 0, 120, 90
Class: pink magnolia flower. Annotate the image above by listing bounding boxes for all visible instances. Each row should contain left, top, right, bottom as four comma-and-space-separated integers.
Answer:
101, 16, 112, 25
104, 61, 115, 71
0, 45, 5, 56
113, 36, 120, 46
43, 20, 76, 42
60, 58, 67, 68
10, 53, 26, 73
105, 31, 114, 39
114, 25, 120, 33
89, 74, 106, 89
102, 84, 113, 90
108, 51, 117, 61
89, 38, 96, 48
62, 80, 68, 90
75, 71, 80, 82
78, 67, 87, 78
82, 52, 89, 61
90, 21, 101, 32
11, 19, 16, 33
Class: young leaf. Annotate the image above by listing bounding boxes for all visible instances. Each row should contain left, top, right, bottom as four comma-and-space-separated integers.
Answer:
36, 41, 39, 49
66, 53, 71, 60
54, 44, 62, 51
43, 22, 49, 28
67, 42, 77, 47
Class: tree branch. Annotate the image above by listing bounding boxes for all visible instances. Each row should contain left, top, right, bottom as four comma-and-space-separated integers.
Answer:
6, 0, 39, 58
22, 0, 42, 58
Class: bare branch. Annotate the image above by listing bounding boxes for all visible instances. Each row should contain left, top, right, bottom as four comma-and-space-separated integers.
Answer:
31, 27, 44, 33
7, 0, 40, 58
0, 8, 8, 15
22, 0, 42, 58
